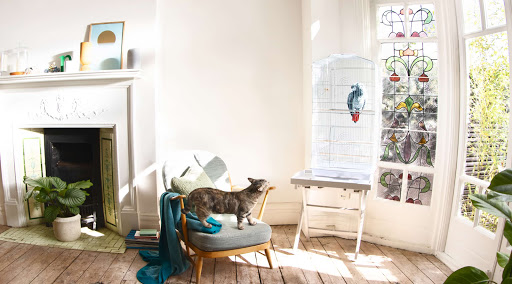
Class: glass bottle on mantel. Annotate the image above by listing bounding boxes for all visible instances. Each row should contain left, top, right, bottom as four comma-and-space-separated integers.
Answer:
0, 50, 8, 76
7, 46, 29, 75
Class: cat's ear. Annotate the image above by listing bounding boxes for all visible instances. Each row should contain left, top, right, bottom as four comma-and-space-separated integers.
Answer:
248, 178, 255, 183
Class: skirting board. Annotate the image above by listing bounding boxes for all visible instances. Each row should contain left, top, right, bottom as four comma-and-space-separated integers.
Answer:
435, 251, 461, 272
254, 202, 302, 225
138, 213, 160, 230
263, 201, 435, 254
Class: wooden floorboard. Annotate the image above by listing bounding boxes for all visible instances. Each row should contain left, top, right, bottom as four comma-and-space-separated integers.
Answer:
0, 224, 451, 283
9, 247, 64, 284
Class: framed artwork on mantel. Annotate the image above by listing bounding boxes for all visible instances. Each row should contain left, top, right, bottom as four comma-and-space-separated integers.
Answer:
88, 21, 125, 70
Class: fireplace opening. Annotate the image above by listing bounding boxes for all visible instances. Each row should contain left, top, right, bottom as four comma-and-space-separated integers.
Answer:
44, 128, 104, 229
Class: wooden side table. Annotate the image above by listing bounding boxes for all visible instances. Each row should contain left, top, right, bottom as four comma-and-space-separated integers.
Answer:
291, 170, 371, 260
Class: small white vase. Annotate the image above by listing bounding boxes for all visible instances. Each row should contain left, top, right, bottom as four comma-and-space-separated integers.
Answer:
53, 214, 82, 242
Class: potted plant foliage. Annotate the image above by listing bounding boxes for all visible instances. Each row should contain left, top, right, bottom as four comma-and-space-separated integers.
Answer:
23, 176, 92, 242
445, 168, 512, 283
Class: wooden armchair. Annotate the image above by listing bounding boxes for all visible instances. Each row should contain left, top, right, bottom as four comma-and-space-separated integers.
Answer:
162, 150, 276, 284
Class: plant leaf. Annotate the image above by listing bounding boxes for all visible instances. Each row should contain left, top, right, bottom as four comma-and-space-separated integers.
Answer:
23, 176, 52, 190
489, 168, 512, 195
470, 193, 512, 220
50, 177, 67, 190
504, 220, 512, 246
444, 266, 488, 284
487, 191, 512, 202
43, 205, 60, 223
57, 188, 86, 207
504, 256, 512, 280
69, 206, 80, 215
34, 191, 51, 203
67, 180, 93, 190
497, 252, 509, 268
24, 189, 34, 200
503, 277, 512, 284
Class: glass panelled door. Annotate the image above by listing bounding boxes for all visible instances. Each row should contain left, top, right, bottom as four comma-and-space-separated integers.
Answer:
444, 0, 512, 274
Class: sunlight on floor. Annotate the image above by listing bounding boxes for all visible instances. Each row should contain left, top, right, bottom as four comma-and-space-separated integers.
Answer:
271, 244, 398, 282
81, 227, 105, 237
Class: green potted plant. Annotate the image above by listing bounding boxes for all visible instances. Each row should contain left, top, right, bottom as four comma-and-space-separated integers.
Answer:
445, 168, 512, 283
23, 176, 92, 242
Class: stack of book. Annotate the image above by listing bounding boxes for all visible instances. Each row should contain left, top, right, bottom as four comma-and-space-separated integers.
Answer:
125, 229, 160, 250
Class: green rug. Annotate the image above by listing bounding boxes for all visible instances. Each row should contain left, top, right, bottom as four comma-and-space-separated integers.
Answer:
0, 224, 126, 253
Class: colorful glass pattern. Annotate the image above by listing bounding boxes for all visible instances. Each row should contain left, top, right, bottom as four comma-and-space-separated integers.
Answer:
377, 168, 403, 202
409, 4, 436, 37
378, 6, 405, 39
380, 42, 438, 167
405, 171, 433, 206
378, 5, 436, 39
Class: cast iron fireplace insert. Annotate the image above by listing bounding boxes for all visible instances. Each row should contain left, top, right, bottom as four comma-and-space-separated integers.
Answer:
44, 128, 104, 229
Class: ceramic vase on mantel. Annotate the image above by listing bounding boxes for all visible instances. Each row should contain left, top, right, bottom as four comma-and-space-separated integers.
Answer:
53, 214, 82, 242
80, 42, 92, 71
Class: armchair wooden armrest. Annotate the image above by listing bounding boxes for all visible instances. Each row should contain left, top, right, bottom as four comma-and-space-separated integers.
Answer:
257, 186, 276, 221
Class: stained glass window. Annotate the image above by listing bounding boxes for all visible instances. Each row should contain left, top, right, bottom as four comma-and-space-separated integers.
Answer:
377, 3, 438, 206
377, 168, 403, 202
378, 6, 405, 39
405, 172, 433, 206
380, 42, 438, 167
409, 4, 436, 38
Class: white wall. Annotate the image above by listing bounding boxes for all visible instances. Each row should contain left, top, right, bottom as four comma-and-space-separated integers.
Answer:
156, 0, 304, 223
0, 0, 159, 227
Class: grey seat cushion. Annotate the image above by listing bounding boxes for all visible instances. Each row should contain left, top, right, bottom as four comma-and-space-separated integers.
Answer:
187, 214, 272, 252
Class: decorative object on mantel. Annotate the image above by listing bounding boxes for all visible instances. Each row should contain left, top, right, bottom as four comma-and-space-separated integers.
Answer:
127, 48, 141, 69
80, 41, 92, 71
59, 54, 72, 72
88, 21, 125, 70
0, 224, 126, 253
23, 176, 92, 242
6, 44, 29, 75
0, 50, 8, 76
44, 62, 60, 73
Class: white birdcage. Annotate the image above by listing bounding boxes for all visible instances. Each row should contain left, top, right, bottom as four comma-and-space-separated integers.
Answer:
311, 54, 378, 180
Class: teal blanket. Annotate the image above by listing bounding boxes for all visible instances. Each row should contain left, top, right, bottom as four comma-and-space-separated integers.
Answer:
137, 192, 222, 284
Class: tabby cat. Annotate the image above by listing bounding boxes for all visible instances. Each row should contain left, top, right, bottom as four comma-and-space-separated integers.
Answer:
182, 178, 270, 230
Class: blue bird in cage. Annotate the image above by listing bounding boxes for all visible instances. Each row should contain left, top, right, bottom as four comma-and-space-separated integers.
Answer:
347, 83, 366, 123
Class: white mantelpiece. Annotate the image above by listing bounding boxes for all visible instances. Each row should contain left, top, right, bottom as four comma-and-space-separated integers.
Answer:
0, 70, 142, 236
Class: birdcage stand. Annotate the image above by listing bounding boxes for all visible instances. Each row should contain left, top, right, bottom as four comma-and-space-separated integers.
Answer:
291, 169, 371, 260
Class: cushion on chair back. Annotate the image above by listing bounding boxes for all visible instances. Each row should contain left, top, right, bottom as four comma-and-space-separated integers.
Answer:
162, 150, 231, 192
170, 164, 216, 196
193, 151, 231, 192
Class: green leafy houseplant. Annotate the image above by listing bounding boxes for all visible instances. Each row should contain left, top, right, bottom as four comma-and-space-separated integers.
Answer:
23, 176, 92, 223
445, 168, 512, 284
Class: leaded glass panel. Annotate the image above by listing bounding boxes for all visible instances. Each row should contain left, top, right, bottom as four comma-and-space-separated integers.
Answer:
378, 6, 405, 39
380, 42, 438, 167
406, 172, 433, 206
409, 4, 436, 37
377, 168, 403, 201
